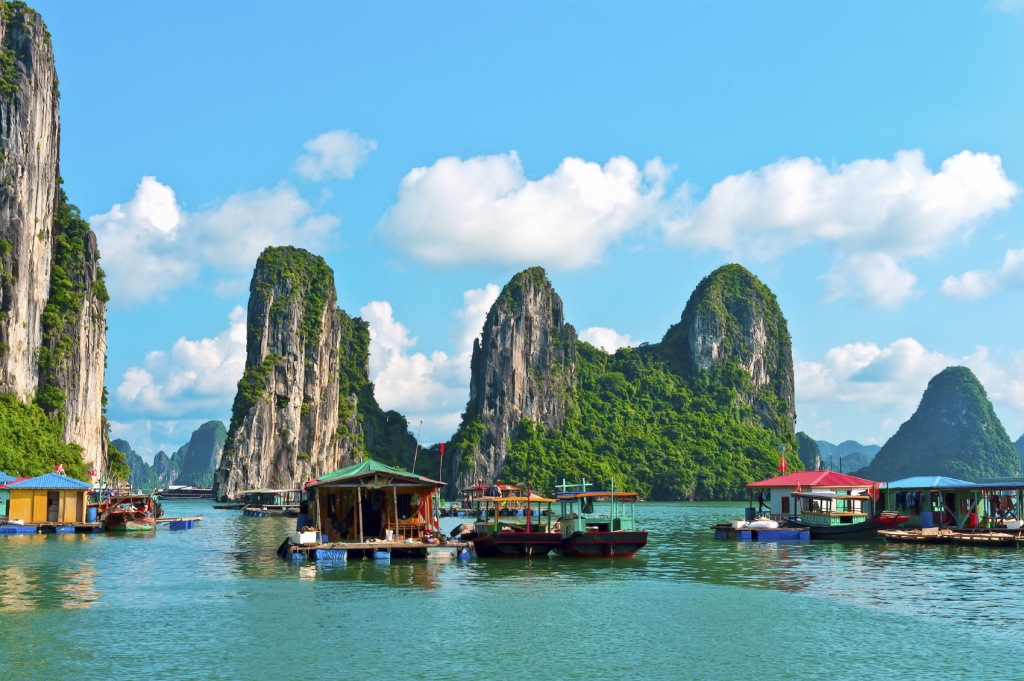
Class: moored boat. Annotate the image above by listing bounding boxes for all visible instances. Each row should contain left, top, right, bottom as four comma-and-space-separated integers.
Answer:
878, 527, 954, 543
459, 486, 561, 558
554, 479, 648, 558
788, 491, 908, 539
102, 493, 161, 532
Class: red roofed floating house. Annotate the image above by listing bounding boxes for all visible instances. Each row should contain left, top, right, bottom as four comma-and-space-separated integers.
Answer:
745, 471, 908, 539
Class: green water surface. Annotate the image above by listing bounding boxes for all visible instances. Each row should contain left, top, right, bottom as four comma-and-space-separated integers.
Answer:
2, 501, 1022, 679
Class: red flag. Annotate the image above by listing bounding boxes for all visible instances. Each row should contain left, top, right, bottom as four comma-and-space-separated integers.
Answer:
439, 442, 445, 458
90, 469, 97, 477
55, 463, 65, 475
796, 482, 802, 492
778, 456, 786, 474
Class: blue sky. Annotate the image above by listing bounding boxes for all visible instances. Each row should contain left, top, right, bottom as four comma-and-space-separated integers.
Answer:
32, 1, 1024, 460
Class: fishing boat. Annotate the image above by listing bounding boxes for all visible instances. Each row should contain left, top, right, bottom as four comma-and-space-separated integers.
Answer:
101, 493, 161, 532
554, 479, 648, 558
458, 486, 561, 558
878, 527, 954, 543
788, 491, 908, 539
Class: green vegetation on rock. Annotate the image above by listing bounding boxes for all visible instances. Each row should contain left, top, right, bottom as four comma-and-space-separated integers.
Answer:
860, 366, 1019, 481
499, 340, 797, 500
228, 353, 281, 435
0, 391, 86, 479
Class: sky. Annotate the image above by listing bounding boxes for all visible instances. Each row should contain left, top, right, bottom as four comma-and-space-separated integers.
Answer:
29, 1, 1024, 461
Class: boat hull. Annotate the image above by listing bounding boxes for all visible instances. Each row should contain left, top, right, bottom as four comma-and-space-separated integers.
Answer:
791, 514, 909, 540
558, 530, 648, 558
472, 531, 562, 558
103, 515, 156, 532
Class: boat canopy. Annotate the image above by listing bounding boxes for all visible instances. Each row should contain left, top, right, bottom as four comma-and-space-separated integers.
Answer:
556, 491, 640, 501
316, 459, 443, 487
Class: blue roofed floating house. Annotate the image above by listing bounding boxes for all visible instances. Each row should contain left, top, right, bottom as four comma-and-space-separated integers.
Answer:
1, 472, 93, 533
881, 476, 1024, 530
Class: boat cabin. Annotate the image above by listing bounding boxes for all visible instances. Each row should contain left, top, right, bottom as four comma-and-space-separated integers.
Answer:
308, 459, 444, 543
791, 491, 871, 529
745, 471, 880, 522
554, 479, 640, 536
2, 472, 92, 524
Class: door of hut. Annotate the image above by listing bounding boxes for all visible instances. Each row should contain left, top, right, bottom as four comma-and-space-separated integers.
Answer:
47, 491, 60, 522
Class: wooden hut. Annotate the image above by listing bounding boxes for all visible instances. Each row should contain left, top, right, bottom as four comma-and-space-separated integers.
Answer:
3, 472, 91, 524
309, 460, 445, 543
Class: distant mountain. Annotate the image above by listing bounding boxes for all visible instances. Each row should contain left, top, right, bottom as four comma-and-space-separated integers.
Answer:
816, 439, 879, 472
151, 451, 178, 487
860, 366, 1019, 481
1015, 434, 1024, 474
797, 432, 821, 470
171, 421, 226, 487
113, 439, 161, 491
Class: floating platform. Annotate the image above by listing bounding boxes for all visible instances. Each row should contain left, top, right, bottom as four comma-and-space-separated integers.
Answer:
156, 516, 203, 524
284, 539, 473, 561
713, 524, 809, 542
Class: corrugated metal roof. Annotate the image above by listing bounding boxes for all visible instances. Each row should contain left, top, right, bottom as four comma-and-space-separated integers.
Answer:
5, 472, 92, 490
0, 472, 16, 484
746, 471, 879, 488
317, 459, 443, 486
880, 476, 976, 490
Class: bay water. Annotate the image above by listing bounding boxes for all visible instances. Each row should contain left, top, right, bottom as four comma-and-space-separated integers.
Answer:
2, 501, 1023, 679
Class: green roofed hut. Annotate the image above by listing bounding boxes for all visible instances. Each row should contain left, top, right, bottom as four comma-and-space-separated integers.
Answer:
281, 459, 465, 561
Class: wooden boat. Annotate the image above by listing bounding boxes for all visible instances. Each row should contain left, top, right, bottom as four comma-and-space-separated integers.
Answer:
878, 527, 954, 543
951, 530, 1022, 546
101, 493, 161, 532
458, 487, 561, 558
788, 491, 908, 539
554, 479, 648, 558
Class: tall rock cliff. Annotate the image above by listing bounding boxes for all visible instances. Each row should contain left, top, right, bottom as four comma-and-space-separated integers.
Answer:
213, 247, 366, 500
662, 264, 795, 433
452, 267, 577, 485
0, 4, 107, 479
862, 366, 1019, 481
448, 263, 796, 500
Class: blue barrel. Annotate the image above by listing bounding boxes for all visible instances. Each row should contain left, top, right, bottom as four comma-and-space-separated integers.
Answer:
920, 510, 934, 528
55, 526, 75, 534
458, 547, 471, 561
295, 513, 309, 531
86, 506, 97, 523
373, 550, 391, 562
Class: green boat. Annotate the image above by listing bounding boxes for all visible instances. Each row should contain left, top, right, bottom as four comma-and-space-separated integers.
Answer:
554, 479, 648, 558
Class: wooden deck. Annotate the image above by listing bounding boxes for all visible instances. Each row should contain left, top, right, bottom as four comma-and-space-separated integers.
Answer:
285, 539, 472, 560
156, 516, 203, 523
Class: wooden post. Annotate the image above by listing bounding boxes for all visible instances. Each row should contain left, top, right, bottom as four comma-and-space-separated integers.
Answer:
392, 485, 399, 541
357, 486, 364, 543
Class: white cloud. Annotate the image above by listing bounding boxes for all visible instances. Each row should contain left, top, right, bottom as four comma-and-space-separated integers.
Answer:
579, 327, 634, 353
796, 338, 1024, 442
360, 284, 499, 444
295, 130, 377, 181
821, 253, 920, 309
91, 178, 338, 305
115, 306, 247, 417
664, 150, 1017, 258
377, 152, 666, 269
990, 0, 1024, 12
941, 248, 1024, 300
664, 150, 1016, 309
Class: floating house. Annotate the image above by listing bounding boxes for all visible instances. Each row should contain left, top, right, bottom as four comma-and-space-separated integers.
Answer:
745, 471, 880, 521
2, 472, 92, 525
308, 459, 444, 544
241, 487, 303, 515
881, 476, 1024, 530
